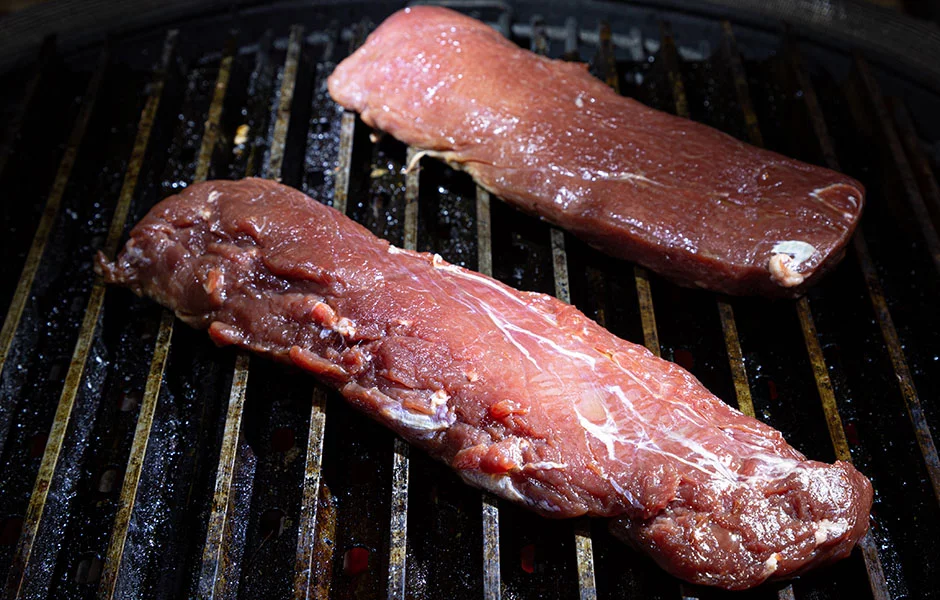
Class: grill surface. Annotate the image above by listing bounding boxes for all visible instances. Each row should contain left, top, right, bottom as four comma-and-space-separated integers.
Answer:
0, 1, 939, 599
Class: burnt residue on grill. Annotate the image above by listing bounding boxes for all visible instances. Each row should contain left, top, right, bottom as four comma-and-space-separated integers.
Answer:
416, 160, 478, 269
0, 70, 92, 464
0, 58, 81, 324
846, 71, 940, 464
805, 70, 940, 597
301, 51, 344, 203
0, 57, 158, 592
45, 54, 188, 600
90, 46, 226, 600
1, 4, 940, 600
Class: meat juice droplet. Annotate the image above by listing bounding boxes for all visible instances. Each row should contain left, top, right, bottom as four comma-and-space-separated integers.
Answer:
0, 516, 23, 545
344, 546, 370, 575
674, 348, 695, 371
29, 433, 47, 457
844, 421, 860, 446
520, 544, 536, 574
98, 467, 120, 493
261, 508, 287, 539
766, 378, 778, 401
272, 427, 296, 452
74, 554, 102, 583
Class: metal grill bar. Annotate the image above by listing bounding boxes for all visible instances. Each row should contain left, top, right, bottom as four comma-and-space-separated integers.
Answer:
721, 23, 763, 146
0, 36, 53, 179
293, 387, 327, 600
332, 114, 356, 215
787, 41, 896, 600
387, 438, 410, 599
196, 24, 304, 599
852, 56, 940, 504
481, 493, 500, 600
854, 58, 940, 275
528, 21, 598, 598
99, 312, 174, 598
794, 300, 852, 461
711, 25, 783, 423
98, 34, 233, 600
598, 23, 619, 90
295, 27, 365, 599
0, 47, 108, 458
530, 16, 548, 56
197, 351, 250, 600
404, 147, 421, 252
475, 184, 502, 600
550, 229, 572, 302
633, 267, 660, 357
193, 44, 234, 182
267, 28, 303, 180
2, 31, 173, 599
476, 188, 494, 279
572, 522, 597, 600
386, 146, 421, 600
563, 17, 578, 61
659, 27, 689, 123
893, 101, 940, 225
715, 301, 755, 417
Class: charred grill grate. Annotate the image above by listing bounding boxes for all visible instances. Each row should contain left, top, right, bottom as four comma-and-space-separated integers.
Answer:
0, 2, 939, 599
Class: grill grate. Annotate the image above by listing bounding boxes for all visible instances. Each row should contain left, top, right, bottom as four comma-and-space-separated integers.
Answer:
0, 2, 939, 599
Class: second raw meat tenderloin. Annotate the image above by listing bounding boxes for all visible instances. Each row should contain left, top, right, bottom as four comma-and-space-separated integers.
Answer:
327, 6, 865, 297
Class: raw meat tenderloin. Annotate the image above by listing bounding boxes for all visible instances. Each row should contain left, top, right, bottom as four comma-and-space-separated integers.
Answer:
98, 179, 872, 589
327, 6, 865, 297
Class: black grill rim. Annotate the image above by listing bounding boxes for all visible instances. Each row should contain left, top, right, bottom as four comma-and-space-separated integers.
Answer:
4, 0, 940, 92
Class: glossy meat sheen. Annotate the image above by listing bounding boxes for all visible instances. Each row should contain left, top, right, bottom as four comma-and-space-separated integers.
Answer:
327, 6, 865, 297
99, 179, 872, 589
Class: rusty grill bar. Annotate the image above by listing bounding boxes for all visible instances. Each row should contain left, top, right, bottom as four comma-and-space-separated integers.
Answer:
290, 35, 357, 599
386, 145, 420, 600
197, 24, 305, 599
476, 184, 501, 600
0, 3, 939, 600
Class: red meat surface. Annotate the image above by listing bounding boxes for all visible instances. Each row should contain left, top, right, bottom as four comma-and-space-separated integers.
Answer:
98, 179, 872, 589
327, 6, 865, 297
